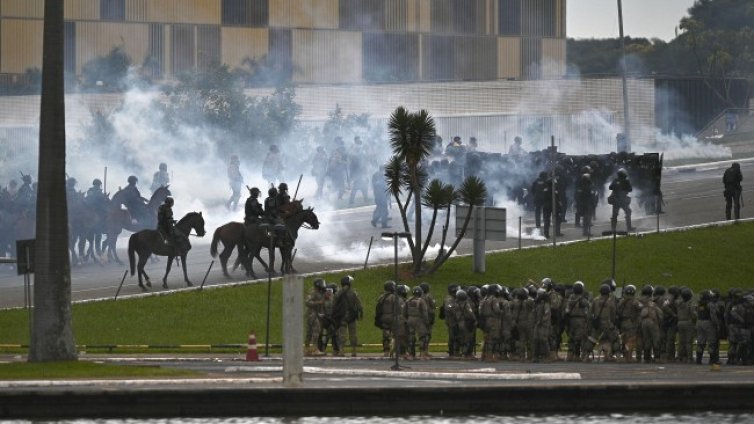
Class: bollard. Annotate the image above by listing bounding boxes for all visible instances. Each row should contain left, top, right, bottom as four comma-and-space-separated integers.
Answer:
245, 331, 259, 361
114, 269, 128, 300
363, 236, 374, 269
200, 260, 214, 290
518, 216, 522, 250
283, 275, 303, 386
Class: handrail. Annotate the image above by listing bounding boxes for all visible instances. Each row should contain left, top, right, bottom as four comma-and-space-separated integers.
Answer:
696, 107, 753, 139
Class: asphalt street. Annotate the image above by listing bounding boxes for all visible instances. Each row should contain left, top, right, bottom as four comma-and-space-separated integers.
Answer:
1, 158, 752, 309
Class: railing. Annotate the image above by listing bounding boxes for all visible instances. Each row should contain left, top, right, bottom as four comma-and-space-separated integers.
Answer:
697, 108, 754, 140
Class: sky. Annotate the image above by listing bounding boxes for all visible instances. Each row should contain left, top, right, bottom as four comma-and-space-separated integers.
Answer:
567, 0, 697, 41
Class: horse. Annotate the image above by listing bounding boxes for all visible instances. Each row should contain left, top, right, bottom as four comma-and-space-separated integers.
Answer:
210, 221, 270, 278
127, 211, 206, 291
104, 185, 171, 265
242, 201, 319, 278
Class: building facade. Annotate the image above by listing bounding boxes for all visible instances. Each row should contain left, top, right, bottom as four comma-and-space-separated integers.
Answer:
0, 0, 566, 85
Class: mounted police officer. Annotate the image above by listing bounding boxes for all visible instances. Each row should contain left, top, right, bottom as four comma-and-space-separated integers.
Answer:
157, 196, 176, 245
122, 175, 147, 217
244, 187, 264, 226
65, 177, 79, 211
15, 174, 35, 209
150, 162, 170, 193
264, 187, 279, 223
277, 182, 291, 209
723, 162, 743, 220
86, 178, 108, 229
608, 168, 635, 232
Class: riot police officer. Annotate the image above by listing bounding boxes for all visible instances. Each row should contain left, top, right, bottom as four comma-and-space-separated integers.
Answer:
277, 182, 291, 209
157, 196, 175, 245
264, 187, 279, 222
723, 162, 743, 220
244, 187, 264, 225
608, 168, 635, 232
150, 162, 170, 193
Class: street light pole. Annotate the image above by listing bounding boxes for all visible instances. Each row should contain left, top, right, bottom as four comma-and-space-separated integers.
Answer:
265, 230, 275, 357
382, 231, 410, 371
617, 0, 631, 152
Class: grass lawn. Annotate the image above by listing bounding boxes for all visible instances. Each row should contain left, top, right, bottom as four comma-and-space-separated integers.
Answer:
0, 361, 199, 380
0, 221, 752, 353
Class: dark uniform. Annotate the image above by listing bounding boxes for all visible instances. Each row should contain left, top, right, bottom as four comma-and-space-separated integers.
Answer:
574, 171, 595, 236
15, 175, 35, 210
608, 168, 635, 232
85, 179, 108, 232
530, 172, 547, 228
264, 187, 279, 222
276, 182, 291, 211
244, 187, 264, 225
371, 166, 390, 228
723, 162, 743, 220
157, 197, 175, 244
227, 155, 243, 210
542, 176, 563, 239
122, 176, 146, 221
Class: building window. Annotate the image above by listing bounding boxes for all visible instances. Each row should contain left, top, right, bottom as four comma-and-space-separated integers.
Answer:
197, 26, 220, 71
340, 0, 384, 31
222, 0, 268, 26
499, 0, 521, 36
267, 29, 292, 84
100, 0, 125, 21
172, 25, 195, 75
146, 24, 164, 79
64, 21, 76, 75
363, 33, 419, 82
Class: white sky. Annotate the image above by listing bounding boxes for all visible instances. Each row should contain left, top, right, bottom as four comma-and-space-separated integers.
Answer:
567, 0, 697, 41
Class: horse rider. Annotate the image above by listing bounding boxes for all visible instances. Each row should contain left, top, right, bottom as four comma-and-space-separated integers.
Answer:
65, 177, 79, 208
264, 186, 280, 223
150, 162, 170, 193
244, 186, 264, 226
15, 174, 35, 210
157, 196, 176, 245
277, 182, 291, 209
85, 178, 108, 228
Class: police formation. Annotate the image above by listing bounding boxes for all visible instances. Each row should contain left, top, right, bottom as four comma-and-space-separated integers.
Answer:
424, 136, 663, 237
306, 276, 753, 365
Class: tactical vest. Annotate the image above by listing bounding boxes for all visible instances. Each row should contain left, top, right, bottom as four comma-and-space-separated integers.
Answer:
407, 298, 424, 318
676, 300, 693, 322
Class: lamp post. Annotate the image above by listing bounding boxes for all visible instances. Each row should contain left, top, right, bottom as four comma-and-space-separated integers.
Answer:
382, 231, 410, 371
264, 228, 276, 358
617, 0, 631, 152
602, 230, 628, 280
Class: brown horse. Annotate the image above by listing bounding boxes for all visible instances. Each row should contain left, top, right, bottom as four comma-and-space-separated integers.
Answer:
210, 221, 269, 278
127, 211, 206, 291
104, 185, 171, 265
242, 202, 319, 278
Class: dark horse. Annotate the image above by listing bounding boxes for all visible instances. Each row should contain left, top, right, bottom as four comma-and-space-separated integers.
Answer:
105, 185, 171, 265
128, 211, 206, 291
210, 200, 319, 279
243, 201, 319, 278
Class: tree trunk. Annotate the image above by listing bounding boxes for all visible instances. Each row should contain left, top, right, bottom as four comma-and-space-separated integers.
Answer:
412, 172, 422, 274
29, 0, 77, 362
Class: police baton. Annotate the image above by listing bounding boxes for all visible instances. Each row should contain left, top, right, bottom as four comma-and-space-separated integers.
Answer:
293, 173, 303, 200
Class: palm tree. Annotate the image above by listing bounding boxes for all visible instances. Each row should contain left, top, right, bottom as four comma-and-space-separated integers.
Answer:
428, 175, 488, 274
420, 179, 456, 262
29, 0, 77, 362
387, 107, 435, 274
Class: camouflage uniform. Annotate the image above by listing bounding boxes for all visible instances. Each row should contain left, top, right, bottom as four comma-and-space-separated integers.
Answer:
511, 291, 534, 360
453, 293, 477, 358
375, 287, 398, 356
616, 288, 642, 362
334, 282, 363, 357
696, 292, 720, 365
565, 288, 591, 361
479, 291, 503, 361
675, 293, 697, 363
591, 291, 618, 361
439, 287, 459, 357
639, 297, 663, 362
404, 291, 430, 359
532, 292, 552, 362
305, 283, 325, 355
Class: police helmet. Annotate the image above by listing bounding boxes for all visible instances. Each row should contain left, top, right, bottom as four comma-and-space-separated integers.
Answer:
467, 286, 481, 299
680, 287, 693, 301
573, 281, 585, 294
412, 286, 423, 296
537, 288, 547, 299
455, 289, 468, 301
641, 285, 654, 296
22, 175, 32, 184
397, 285, 409, 296
278, 182, 288, 191
384, 281, 396, 293
581, 165, 592, 174
501, 286, 511, 299
67, 177, 77, 187
340, 275, 354, 286
249, 187, 260, 197
527, 285, 538, 299
313, 278, 326, 290
602, 278, 617, 292
92, 178, 102, 186
617, 168, 627, 179
480, 285, 489, 297
599, 284, 610, 296
268, 187, 278, 197
164, 196, 174, 205
700, 290, 712, 302
654, 286, 666, 296
538, 171, 547, 179
732, 162, 740, 169
327, 283, 338, 293
516, 288, 528, 300
448, 284, 459, 295
711, 289, 721, 302
270, 144, 279, 153
230, 154, 239, 164
487, 284, 500, 296
541, 277, 553, 290
127, 175, 138, 184
420, 282, 430, 294
669, 286, 680, 297
159, 162, 167, 171
624, 285, 636, 296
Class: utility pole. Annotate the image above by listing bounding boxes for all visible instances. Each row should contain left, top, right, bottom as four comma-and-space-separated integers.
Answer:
617, 0, 631, 152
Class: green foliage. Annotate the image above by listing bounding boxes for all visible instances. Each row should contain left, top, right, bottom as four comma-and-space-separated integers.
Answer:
567, 0, 754, 99
81, 46, 132, 92
1, 223, 754, 352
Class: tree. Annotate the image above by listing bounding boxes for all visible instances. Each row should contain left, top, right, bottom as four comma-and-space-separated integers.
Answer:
29, 0, 77, 362
384, 106, 488, 276
80, 46, 131, 92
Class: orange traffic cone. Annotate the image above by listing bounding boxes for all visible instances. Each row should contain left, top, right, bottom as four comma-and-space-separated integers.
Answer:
246, 331, 259, 361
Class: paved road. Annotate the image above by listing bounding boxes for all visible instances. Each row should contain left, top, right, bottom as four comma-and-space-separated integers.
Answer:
1, 159, 753, 309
